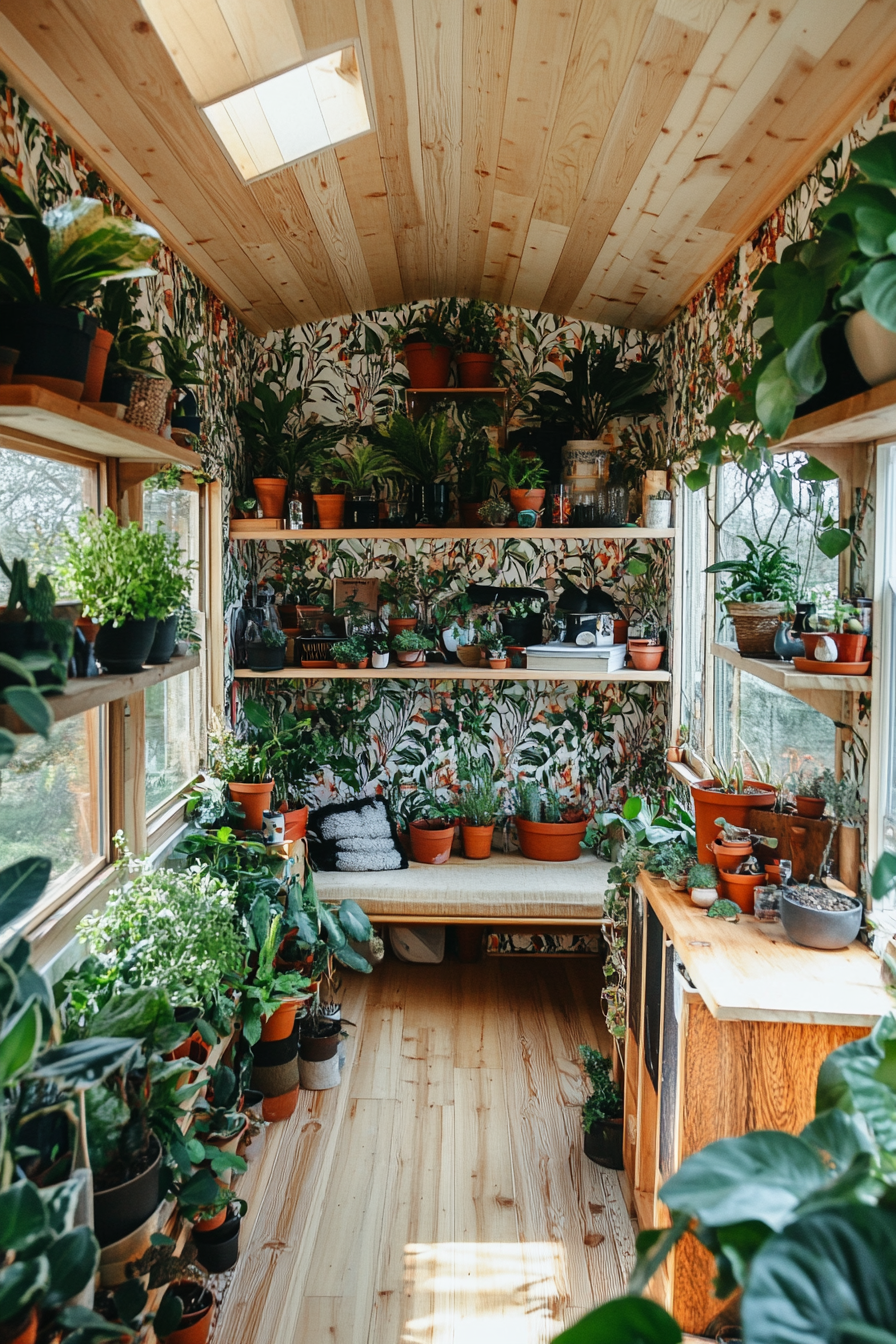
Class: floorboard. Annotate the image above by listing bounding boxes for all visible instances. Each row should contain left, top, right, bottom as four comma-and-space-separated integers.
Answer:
212, 953, 635, 1344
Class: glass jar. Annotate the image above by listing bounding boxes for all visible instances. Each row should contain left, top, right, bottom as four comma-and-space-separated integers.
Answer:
753, 885, 780, 923
572, 491, 596, 526
549, 483, 571, 527
604, 483, 628, 526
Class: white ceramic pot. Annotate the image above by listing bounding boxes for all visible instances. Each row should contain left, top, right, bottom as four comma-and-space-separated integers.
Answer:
690, 886, 717, 909
845, 308, 896, 387
371, 650, 390, 668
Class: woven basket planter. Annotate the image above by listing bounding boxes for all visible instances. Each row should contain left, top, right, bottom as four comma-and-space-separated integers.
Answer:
726, 601, 786, 658
456, 645, 483, 668
125, 373, 172, 433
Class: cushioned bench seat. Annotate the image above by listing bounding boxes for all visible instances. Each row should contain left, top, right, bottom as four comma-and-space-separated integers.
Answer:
313, 851, 610, 923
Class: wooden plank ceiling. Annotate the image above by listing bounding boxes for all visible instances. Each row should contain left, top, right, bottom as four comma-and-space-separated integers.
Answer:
2, 0, 896, 336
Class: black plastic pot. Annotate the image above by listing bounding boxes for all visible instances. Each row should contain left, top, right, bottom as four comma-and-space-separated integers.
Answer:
93, 1136, 162, 1248
147, 613, 178, 664
192, 1210, 242, 1273
0, 619, 64, 687
0, 304, 97, 387
409, 483, 450, 525
583, 1119, 624, 1170
300, 1018, 340, 1062
795, 320, 870, 419
251, 1030, 300, 1068
94, 618, 158, 674
347, 496, 379, 528
101, 373, 134, 406
500, 613, 544, 647
246, 642, 286, 672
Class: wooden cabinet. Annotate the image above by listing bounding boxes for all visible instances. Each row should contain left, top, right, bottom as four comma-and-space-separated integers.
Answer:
624, 871, 890, 1335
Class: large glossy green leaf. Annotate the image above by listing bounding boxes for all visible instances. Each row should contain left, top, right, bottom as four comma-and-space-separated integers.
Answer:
0, 237, 37, 302
851, 133, 896, 188
861, 258, 896, 332
742, 1207, 896, 1344
853, 197, 896, 257
0, 857, 52, 934
4, 685, 53, 737
57, 1305, 137, 1341
0, 1182, 47, 1254
553, 1297, 681, 1344
0, 1255, 49, 1323
336, 899, 372, 942
318, 903, 346, 950
785, 322, 827, 399
756, 352, 798, 438
817, 1015, 896, 1154
0, 996, 41, 1085
798, 455, 839, 482
89, 985, 183, 1053
872, 852, 896, 903
43, 1226, 99, 1310
772, 262, 827, 346
816, 527, 852, 558
334, 942, 372, 973
659, 1131, 829, 1232
31, 1035, 141, 1090
628, 1214, 691, 1296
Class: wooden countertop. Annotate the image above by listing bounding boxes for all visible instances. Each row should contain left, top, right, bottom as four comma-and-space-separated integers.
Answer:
639, 871, 890, 1026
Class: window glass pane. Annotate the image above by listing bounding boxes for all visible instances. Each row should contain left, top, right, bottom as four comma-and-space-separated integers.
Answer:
142, 483, 202, 812
0, 447, 95, 591
679, 482, 708, 755
714, 661, 836, 780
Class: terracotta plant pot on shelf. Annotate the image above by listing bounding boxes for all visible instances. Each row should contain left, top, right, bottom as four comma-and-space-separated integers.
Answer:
461, 822, 495, 859
260, 999, 299, 1043
82, 327, 114, 402
396, 649, 426, 666
488, 658, 508, 669
515, 816, 587, 862
710, 838, 753, 874
456, 352, 495, 387
690, 779, 777, 864
509, 488, 545, 520
388, 616, 417, 639
795, 795, 826, 819
278, 803, 308, 840
460, 500, 486, 526
629, 644, 663, 671
228, 780, 274, 831
252, 477, 287, 519
403, 342, 451, 388
313, 493, 345, 529
409, 818, 455, 864
831, 632, 868, 663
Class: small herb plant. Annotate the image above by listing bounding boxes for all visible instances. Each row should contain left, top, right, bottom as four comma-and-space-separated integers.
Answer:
645, 840, 698, 885
254, 627, 286, 649
488, 443, 548, 491
326, 441, 395, 493
391, 630, 435, 652
331, 636, 369, 666
579, 1045, 623, 1130
706, 536, 801, 608
687, 862, 718, 890
459, 763, 500, 826
790, 766, 826, 799
207, 714, 270, 786
62, 508, 193, 625
455, 299, 501, 355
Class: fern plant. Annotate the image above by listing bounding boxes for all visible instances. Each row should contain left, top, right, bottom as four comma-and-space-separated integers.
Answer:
372, 412, 457, 481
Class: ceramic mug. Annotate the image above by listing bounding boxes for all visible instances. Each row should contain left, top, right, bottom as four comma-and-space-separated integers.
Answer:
262, 811, 286, 844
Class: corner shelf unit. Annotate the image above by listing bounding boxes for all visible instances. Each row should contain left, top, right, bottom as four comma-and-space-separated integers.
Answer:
0, 385, 201, 467
0, 655, 200, 732
711, 642, 870, 721
229, 525, 677, 541
235, 666, 669, 683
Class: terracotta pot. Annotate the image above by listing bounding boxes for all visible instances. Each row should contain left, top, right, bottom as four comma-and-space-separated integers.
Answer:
690, 779, 777, 865
396, 649, 427, 665
314, 493, 345, 529
800, 632, 827, 658
165, 1029, 210, 1064
192, 1206, 227, 1233
262, 1084, 300, 1122
710, 838, 753, 874
81, 327, 114, 402
75, 614, 101, 644
279, 803, 308, 840
260, 999, 299, 1042
409, 818, 455, 864
630, 646, 664, 671
252, 477, 287, 519
718, 869, 765, 914
613, 619, 629, 644
460, 500, 486, 526
163, 1287, 214, 1344
1, 1307, 38, 1344
488, 658, 508, 669
765, 863, 782, 886
462, 822, 495, 859
830, 632, 868, 663
457, 352, 496, 387
228, 780, 274, 831
388, 616, 417, 638
515, 816, 587, 862
509, 488, 545, 519
795, 795, 826, 819
403, 341, 451, 388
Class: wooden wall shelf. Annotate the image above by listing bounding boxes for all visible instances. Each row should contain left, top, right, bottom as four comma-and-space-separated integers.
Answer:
0, 386, 201, 467
229, 525, 677, 542
712, 641, 870, 721
0, 655, 200, 731
774, 375, 896, 449
235, 666, 670, 683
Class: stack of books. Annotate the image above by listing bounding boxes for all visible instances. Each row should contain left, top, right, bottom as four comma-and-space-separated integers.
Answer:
524, 642, 628, 675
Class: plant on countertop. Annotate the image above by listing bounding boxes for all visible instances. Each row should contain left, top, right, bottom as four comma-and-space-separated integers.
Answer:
61, 509, 193, 627
686, 862, 718, 890
391, 629, 435, 652
789, 765, 826, 800
645, 839, 698, 887
579, 1045, 623, 1132
818, 769, 866, 823
0, 175, 161, 307
536, 329, 663, 439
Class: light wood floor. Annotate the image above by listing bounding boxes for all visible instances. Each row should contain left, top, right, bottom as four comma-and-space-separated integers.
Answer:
213, 954, 637, 1344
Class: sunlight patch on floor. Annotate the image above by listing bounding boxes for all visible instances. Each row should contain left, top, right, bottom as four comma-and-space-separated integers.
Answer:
402, 1243, 566, 1344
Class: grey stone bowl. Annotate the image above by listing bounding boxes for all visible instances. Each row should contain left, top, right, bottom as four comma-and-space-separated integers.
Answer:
780, 886, 863, 950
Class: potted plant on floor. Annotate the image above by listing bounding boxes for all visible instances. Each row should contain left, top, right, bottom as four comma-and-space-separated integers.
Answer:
62, 508, 192, 674
454, 299, 501, 387
326, 440, 394, 528
391, 300, 457, 388
0, 177, 161, 399
514, 780, 587, 862
687, 862, 719, 908
458, 761, 499, 859
372, 411, 457, 524
392, 629, 434, 666
331, 635, 370, 669
690, 751, 778, 865
579, 1045, 623, 1168
488, 443, 548, 521
788, 765, 827, 818
706, 537, 801, 659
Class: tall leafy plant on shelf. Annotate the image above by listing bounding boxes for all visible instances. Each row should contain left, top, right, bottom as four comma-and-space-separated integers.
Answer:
536, 329, 664, 439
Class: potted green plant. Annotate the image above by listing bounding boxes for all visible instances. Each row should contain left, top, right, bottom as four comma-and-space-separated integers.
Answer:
788, 765, 827, 818
514, 780, 587, 862
326, 441, 394, 527
484, 631, 512, 670
455, 300, 501, 387
206, 716, 275, 831
804, 596, 868, 663
146, 542, 195, 666
391, 300, 457, 388
687, 862, 719, 908
706, 536, 801, 658
0, 176, 160, 399
306, 447, 348, 530
450, 397, 503, 522
690, 751, 778, 866
477, 495, 512, 527
379, 574, 419, 637
391, 629, 434, 666
236, 379, 343, 520
458, 762, 499, 859
500, 596, 546, 649
0, 552, 72, 696
158, 332, 205, 436
488, 443, 549, 519
371, 411, 458, 524
579, 1045, 623, 1168
407, 793, 461, 864
246, 625, 286, 672
62, 508, 192, 673
95, 278, 160, 411
331, 635, 369, 669
645, 838, 698, 891
370, 636, 390, 669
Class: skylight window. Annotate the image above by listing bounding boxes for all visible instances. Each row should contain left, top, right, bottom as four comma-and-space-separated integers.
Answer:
201, 45, 372, 182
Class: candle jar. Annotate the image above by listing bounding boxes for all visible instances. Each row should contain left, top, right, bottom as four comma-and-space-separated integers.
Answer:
549, 483, 571, 527
754, 885, 781, 923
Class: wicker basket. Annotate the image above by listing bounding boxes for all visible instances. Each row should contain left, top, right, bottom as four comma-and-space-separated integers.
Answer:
457, 645, 483, 667
125, 373, 172, 433
726, 601, 786, 658
296, 635, 338, 666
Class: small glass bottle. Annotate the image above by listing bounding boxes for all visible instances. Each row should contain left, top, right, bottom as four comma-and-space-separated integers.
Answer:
754, 885, 781, 922
287, 497, 304, 530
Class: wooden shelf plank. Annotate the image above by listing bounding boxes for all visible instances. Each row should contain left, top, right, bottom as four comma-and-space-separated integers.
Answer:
640, 870, 889, 1027
229, 526, 677, 541
712, 642, 871, 693
0, 386, 201, 467
0, 655, 200, 730
402, 386, 510, 396
234, 666, 669, 682
773, 376, 896, 449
